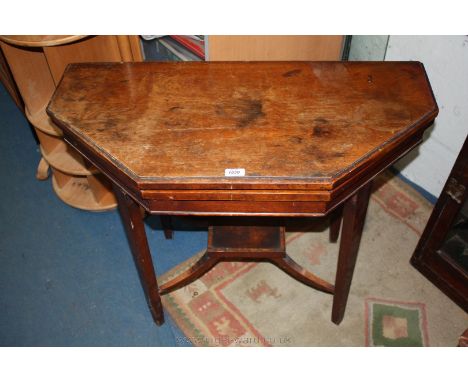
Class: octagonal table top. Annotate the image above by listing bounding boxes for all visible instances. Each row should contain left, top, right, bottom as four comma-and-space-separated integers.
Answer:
47, 61, 438, 192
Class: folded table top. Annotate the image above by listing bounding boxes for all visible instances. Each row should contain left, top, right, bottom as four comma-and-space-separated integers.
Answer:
47, 61, 438, 192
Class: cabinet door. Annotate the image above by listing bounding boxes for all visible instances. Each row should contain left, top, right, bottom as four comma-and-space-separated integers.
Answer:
43, 36, 143, 85
208, 35, 344, 61
411, 137, 468, 312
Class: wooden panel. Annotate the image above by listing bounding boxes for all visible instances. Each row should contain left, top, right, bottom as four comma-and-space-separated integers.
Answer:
51, 169, 117, 211
128, 36, 144, 62
116, 36, 134, 61
141, 189, 331, 201
47, 62, 437, 191
208, 35, 344, 61
87, 173, 117, 205
43, 36, 123, 84
0, 42, 56, 114
209, 225, 284, 251
147, 199, 328, 216
116, 36, 144, 62
36, 129, 96, 176
0, 46, 23, 111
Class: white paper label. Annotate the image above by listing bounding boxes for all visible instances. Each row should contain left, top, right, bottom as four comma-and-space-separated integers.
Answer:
224, 168, 245, 177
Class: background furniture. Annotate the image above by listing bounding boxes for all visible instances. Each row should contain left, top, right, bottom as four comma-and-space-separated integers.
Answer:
411, 136, 468, 312
142, 35, 345, 62
208, 35, 344, 61
0, 35, 143, 211
0, 47, 23, 111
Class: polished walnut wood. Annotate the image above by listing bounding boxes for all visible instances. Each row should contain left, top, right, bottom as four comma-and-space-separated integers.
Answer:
159, 215, 173, 239
48, 62, 437, 215
329, 206, 343, 243
159, 223, 334, 296
332, 182, 372, 324
113, 185, 164, 325
47, 62, 438, 327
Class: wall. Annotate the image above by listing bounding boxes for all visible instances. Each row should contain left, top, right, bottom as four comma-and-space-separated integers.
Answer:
348, 35, 389, 61
350, 35, 468, 198
386, 36, 468, 197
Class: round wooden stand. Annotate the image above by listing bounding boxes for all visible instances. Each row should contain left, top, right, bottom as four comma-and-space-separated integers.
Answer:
0, 35, 143, 211
51, 168, 117, 212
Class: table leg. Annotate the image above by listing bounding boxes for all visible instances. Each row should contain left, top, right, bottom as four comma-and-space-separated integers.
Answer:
160, 215, 173, 239
331, 182, 372, 325
158, 224, 334, 296
113, 186, 164, 326
329, 206, 343, 243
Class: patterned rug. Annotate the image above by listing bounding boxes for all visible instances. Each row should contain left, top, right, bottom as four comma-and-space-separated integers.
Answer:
160, 172, 468, 346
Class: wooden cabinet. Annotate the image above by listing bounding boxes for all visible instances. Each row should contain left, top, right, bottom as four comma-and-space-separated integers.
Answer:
143, 35, 345, 62
0, 35, 143, 211
207, 35, 344, 61
411, 137, 468, 312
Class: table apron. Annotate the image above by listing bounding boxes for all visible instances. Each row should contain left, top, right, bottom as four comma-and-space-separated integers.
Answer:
141, 189, 331, 202
146, 199, 329, 216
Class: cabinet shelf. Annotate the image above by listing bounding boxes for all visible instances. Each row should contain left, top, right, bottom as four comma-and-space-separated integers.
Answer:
52, 170, 117, 212
26, 106, 62, 137
37, 130, 98, 176
1, 34, 143, 211
0, 35, 87, 48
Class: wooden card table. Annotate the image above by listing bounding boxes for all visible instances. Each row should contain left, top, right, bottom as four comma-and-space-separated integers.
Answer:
47, 62, 438, 327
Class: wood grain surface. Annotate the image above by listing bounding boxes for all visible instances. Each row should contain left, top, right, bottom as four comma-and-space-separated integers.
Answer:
0, 35, 86, 47
46, 61, 439, 325
208, 35, 343, 61
48, 62, 437, 195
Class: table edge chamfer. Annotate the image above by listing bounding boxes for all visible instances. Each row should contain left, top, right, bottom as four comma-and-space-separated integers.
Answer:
45, 61, 438, 216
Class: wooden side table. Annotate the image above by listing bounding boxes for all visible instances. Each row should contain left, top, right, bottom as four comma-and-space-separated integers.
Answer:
47, 62, 438, 327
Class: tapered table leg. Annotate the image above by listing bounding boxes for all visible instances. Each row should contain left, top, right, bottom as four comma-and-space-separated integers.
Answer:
331, 182, 372, 325
160, 215, 173, 239
113, 186, 164, 326
329, 206, 343, 243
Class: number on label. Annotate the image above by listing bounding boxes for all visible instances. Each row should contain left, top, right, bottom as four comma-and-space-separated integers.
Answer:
224, 168, 245, 177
